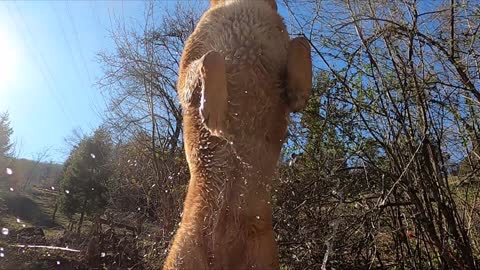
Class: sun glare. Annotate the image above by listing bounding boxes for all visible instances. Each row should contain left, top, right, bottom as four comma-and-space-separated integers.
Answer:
0, 27, 19, 93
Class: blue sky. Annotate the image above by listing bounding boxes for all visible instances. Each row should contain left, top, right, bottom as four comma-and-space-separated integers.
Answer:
0, 0, 293, 164
0, 1, 164, 163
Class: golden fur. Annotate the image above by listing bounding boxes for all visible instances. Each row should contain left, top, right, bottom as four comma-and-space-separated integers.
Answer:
163, 0, 311, 269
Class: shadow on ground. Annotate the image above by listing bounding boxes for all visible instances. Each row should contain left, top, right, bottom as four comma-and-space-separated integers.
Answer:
3, 193, 57, 227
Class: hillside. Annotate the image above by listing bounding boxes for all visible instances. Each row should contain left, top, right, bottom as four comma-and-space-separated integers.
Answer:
0, 159, 83, 269
1, 158, 63, 191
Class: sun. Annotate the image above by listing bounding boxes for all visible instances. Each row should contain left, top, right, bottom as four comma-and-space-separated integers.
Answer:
0, 26, 19, 93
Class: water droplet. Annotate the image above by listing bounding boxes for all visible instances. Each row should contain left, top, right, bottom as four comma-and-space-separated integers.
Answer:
9, 187, 13, 192
168, 176, 173, 180
65, 190, 70, 194
0, 247, 3, 251
51, 186, 55, 191
90, 153, 96, 159
165, 190, 168, 193
101, 252, 106, 257
56, 261, 61, 265
151, 184, 156, 188
22, 224, 26, 228
137, 207, 141, 211
0, 252, 4, 257
2, 228, 9, 235
244, 91, 248, 94
256, 216, 260, 220
91, 187, 95, 191
16, 218, 20, 223
5, 168, 12, 175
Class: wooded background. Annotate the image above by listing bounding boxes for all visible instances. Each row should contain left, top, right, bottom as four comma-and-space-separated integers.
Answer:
1, 0, 480, 269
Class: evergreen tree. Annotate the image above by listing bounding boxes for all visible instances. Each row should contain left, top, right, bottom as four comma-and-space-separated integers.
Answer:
59, 128, 112, 232
0, 111, 13, 158
0, 112, 13, 175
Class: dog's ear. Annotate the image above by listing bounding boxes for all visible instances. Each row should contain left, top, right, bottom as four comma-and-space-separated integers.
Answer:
181, 51, 228, 137
199, 51, 228, 137
286, 37, 312, 112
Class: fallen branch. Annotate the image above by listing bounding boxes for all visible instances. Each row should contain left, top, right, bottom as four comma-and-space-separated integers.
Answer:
12, 244, 81, 252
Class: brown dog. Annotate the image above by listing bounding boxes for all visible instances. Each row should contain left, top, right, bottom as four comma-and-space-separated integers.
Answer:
163, 0, 311, 269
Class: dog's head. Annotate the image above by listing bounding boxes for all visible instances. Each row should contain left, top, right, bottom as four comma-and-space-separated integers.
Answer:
210, 0, 277, 11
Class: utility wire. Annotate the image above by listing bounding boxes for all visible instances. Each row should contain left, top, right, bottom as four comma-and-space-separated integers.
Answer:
50, 2, 84, 87
12, 2, 75, 122
64, 1, 106, 123
65, 1, 93, 83
4, 2, 74, 124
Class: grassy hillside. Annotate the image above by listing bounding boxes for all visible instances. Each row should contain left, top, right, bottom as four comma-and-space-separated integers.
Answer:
1, 158, 62, 191
0, 186, 68, 229
0, 178, 81, 269
0, 158, 80, 269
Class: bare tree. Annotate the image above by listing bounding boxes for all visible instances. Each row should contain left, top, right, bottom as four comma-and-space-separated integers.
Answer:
94, 0, 480, 269
276, 0, 480, 269
97, 2, 204, 156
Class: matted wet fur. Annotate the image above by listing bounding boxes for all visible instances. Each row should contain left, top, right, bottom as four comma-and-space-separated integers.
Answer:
163, 0, 312, 269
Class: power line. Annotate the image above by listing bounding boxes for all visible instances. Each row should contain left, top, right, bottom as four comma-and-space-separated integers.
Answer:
50, 2, 84, 87
13, 3, 72, 107
65, 1, 93, 83
12, 2, 75, 122
89, 1, 103, 29
4, 2, 74, 124
50, 1, 103, 121
64, 1, 106, 122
